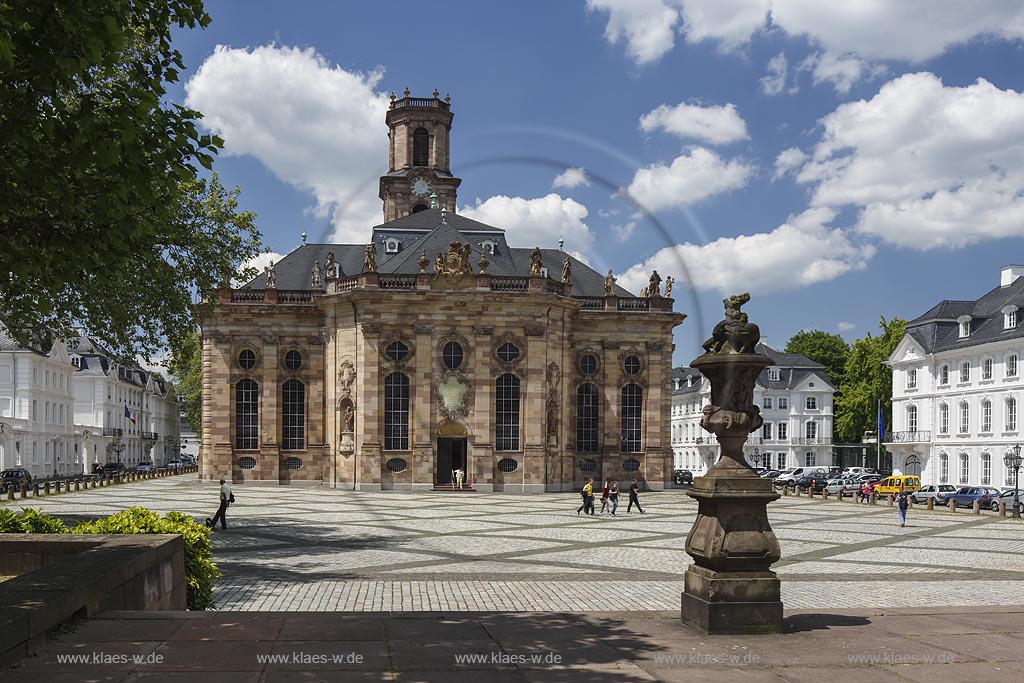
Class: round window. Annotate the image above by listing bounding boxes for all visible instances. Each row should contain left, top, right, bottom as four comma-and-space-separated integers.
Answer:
238, 456, 257, 470
386, 457, 408, 473
497, 342, 520, 363
577, 458, 598, 472
497, 457, 519, 473
580, 354, 598, 375
624, 355, 641, 375
623, 458, 641, 472
283, 456, 303, 470
239, 350, 256, 370
386, 340, 409, 362
285, 350, 302, 371
442, 341, 464, 370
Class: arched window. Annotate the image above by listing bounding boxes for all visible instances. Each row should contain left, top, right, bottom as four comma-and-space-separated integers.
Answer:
939, 403, 949, 434
576, 383, 600, 453
983, 358, 993, 380
1008, 397, 1018, 432
959, 452, 970, 483
982, 400, 992, 432
904, 454, 922, 477
960, 361, 970, 383
1009, 354, 1019, 378
281, 379, 305, 450
235, 379, 259, 450
411, 203, 429, 213
939, 452, 949, 483
384, 372, 410, 450
621, 384, 643, 453
805, 420, 817, 440
960, 401, 970, 433
495, 374, 520, 451
906, 405, 917, 432
939, 364, 949, 385
413, 127, 429, 166
907, 369, 917, 389
981, 452, 991, 484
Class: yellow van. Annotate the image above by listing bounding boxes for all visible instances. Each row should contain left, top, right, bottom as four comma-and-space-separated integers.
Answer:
874, 475, 921, 496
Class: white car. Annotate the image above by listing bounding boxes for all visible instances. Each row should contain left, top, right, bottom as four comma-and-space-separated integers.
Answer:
911, 484, 956, 505
824, 478, 858, 497
137, 461, 152, 472
166, 459, 182, 470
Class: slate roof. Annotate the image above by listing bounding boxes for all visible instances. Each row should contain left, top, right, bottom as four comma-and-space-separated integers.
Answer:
671, 367, 703, 396
245, 208, 637, 297
905, 274, 1024, 353
0, 322, 53, 356
672, 343, 834, 394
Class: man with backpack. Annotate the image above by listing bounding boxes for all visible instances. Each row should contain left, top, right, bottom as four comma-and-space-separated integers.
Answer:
896, 489, 910, 527
627, 479, 645, 514
206, 478, 234, 530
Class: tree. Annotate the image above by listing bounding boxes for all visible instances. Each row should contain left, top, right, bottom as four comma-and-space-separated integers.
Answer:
784, 330, 850, 389
0, 0, 261, 359
168, 325, 201, 437
834, 316, 907, 442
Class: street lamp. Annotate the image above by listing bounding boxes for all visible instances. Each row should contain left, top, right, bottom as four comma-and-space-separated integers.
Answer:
1004, 445, 1023, 519
752, 447, 760, 468
111, 439, 125, 479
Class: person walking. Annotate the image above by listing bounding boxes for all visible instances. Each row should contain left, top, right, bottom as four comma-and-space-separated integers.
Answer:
454, 468, 465, 490
599, 479, 611, 514
860, 482, 871, 504
207, 478, 233, 530
896, 489, 910, 527
627, 479, 645, 514
609, 481, 620, 516
577, 478, 595, 515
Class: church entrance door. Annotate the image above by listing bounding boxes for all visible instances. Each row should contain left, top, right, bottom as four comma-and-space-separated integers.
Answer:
436, 438, 467, 485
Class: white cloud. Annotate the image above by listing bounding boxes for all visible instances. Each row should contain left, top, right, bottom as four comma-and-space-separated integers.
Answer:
625, 147, 753, 212
552, 167, 591, 189
639, 101, 748, 145
235, 250, 287, 287
773, 147, 808, 180
616, 207, 874, 294
612, 222, 637, 241
590, 1, 1024, 65
795, 72, 1024, 249
837, 322, 855, 332
799, 51, 886, 94
760, 52, 789, 96
184, 44, 390, 243
460, 194, 595, 252
585, 0, 681, 65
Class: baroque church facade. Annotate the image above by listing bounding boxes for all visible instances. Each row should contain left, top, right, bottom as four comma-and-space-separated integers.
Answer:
200, 92, 685, 492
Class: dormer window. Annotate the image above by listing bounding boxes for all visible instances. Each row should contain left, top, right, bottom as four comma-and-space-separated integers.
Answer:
1004, 305, 1018, 330
384, 238, 400, 254
540, 267, 549, 278
71, 356, 80, 368
769, 368, 780, 381
481, 240, 496, 255
958, 315, 972, 338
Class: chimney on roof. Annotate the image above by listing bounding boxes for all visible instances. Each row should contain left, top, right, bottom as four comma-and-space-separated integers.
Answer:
1002, 265, 1024, 287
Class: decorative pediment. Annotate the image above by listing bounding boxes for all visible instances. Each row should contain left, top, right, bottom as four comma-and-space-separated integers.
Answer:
436, 371, 471, 421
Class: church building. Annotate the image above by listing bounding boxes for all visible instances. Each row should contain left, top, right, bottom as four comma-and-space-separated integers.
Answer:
200, 91, 685, 492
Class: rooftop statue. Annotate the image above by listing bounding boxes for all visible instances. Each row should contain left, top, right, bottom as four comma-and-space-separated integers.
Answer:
701, 293, 760, 355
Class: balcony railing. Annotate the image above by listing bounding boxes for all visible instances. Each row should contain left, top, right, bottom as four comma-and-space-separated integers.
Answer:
790, 436, 833, 445
102, 427, 123, 438
884, 430, 931, 443
141, 431, 158, 441
379, 274, 417, 290
490, 277, 529, 292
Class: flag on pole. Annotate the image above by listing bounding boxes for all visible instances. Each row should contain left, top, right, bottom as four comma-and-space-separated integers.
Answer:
876, 400, 885, 442
125, 404, 136, 425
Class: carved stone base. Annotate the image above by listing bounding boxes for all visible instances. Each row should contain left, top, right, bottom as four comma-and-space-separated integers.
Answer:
681, 565, 782, 634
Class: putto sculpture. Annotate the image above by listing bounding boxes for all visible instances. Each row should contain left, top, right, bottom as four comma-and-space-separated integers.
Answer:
702, 292, 759, 355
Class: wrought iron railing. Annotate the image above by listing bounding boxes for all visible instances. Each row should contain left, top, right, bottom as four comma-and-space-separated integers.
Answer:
102, 427, 123, 437
790, 436, 833, 445
141, 431, 158, 441
884, 431, 931, 443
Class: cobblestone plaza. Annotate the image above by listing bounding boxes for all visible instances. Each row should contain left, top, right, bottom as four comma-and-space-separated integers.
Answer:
10, 477, 1024, 612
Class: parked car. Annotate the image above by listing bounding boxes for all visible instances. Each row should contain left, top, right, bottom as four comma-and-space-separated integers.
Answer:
760, 469, 781, 479
103, 462, 128, 475
946, 486, 1002, 509
842, 467, 877, 477
994, 489, 1024, 513
824, 478, 859, 497
181, 454, 197, 466
911, 484, 957, 505
0, 468, 32, 492
137, 461, 153, 472
674, 469, 693, 485
776, 467, 828, 487
166, 459, 183, 470
752, 467, 767, 476
874, 475, 922, 496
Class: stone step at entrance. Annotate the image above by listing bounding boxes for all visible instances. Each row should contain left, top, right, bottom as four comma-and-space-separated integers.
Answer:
431, 483, 477, 492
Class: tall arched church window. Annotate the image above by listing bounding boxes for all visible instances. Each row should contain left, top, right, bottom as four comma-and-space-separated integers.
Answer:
621, 384, 643, 453
384, 372, 410, 451
235, 379, 259, 450
413, 127, 429, 167
282, 379, 305, 450
495, 374, 521, 451
576, 383, 600, 453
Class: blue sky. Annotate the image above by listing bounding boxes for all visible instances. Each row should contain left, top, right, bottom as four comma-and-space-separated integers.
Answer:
167, 1, 1024, 365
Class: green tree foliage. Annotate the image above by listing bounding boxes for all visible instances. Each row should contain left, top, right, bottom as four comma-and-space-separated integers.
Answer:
0, 0, 261, 359
834, 316, 907, 442
168, 326, 202, 436
784, 330, 850, 389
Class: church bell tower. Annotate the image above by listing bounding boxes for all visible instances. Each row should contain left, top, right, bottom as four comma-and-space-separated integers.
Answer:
379, 89, 462, 222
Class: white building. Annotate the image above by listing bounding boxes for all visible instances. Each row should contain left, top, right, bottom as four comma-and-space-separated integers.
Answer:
0, 326, 82, 476
672, 343, 836, 474
887, 265, 1024, 488
70, 336, 180, 468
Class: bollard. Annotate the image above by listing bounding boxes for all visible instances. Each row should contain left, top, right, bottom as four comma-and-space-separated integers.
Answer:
948, 498, 956, 512
972, 500, 981, 515
44, 482, 50, 495
54, 481, 61, 494
20, 484, 27, 499
33, 483, 40, 497
927, 497, 934, 511
1000, 501, 1007, 517
91, 478, 96, 489
795, 486, 801, 497
823, 489, 829, 500
74, 480, 80, 491
6, 487, 13, 501
887, 494, 894, 507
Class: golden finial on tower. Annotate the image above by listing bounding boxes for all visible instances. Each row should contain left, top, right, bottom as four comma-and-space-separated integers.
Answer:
445, 93, 451, 104
403, 86, 410, 97
433, 88, 439, 98
418, 249, 429, 274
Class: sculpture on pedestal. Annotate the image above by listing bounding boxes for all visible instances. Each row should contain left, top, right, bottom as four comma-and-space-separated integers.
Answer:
681, 292, 783, 634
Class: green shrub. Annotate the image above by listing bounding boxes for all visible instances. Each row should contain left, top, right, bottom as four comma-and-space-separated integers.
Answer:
0, 508, 68, 533
72, 507, 220, 610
